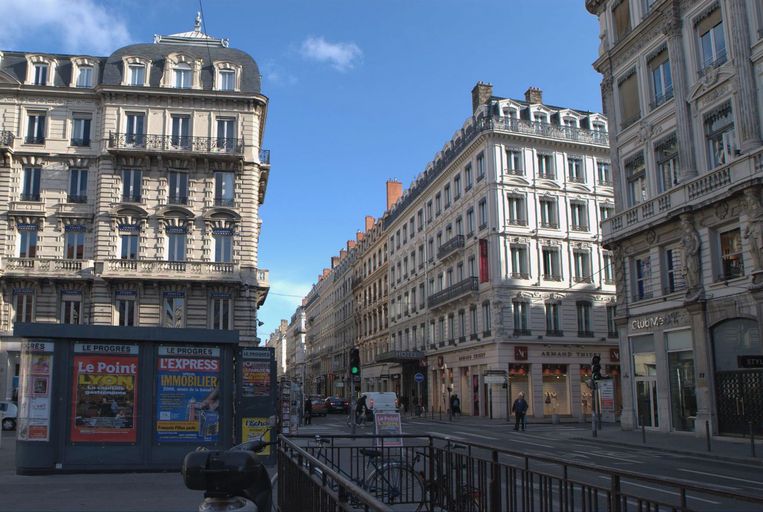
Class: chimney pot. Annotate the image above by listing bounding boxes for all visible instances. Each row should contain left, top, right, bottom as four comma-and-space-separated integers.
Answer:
471, 81, 493, 113
365, 215, 375, 232
524, 86, 543, 104
386, 180, 403, 210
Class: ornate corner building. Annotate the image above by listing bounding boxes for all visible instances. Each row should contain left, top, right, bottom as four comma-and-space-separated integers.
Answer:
0, 19, 270, 399
586, 0, 763, 435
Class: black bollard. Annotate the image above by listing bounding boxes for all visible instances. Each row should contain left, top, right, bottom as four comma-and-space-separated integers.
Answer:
706, 420, 711, 452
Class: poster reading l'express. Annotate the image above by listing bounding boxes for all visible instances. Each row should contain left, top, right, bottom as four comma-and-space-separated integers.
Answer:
71, 344, 139, 443
155, 346, 220, 443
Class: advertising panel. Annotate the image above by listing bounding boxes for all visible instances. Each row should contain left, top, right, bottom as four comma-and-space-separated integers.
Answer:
241, 417, 271, 456
374, 412, 403, 447
156, 346, 220, 443
242, 360, 271, 398
598, 379, 616, 423
17, 342, 54, 442
71, 344, 139, 443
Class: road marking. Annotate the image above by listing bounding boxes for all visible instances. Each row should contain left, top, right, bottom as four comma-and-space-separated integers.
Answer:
575, 450, 641, 464
429, 431, 466, 440
454, 431, 497, 440
506, 438, 553, 448
678, 468, 761, 486
598, 477, 721, 505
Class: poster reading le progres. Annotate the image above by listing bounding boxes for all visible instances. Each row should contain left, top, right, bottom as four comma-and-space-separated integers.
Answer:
18, 342, 54, 442
71, 344, 138, 443
156, 346, 220, 443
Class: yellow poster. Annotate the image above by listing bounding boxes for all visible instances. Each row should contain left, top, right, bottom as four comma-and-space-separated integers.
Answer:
242, 417, 271, 456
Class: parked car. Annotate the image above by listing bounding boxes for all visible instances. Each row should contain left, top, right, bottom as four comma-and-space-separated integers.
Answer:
325, 396, 349, 413
0, 401, 17, 431
309, 396, 327, 417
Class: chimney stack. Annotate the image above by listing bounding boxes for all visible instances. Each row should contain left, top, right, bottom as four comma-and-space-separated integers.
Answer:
356, 230, 364, 242
339, 249, 347, 260
524, 86, 543, 104
365, 215, 375, 232
471, 81, 493, 113
330, 257, 339, 268
347, 240, 356, 251
386, 180, 403, 210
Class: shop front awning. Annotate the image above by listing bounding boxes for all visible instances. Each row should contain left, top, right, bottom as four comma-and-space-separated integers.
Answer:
375, 350, 425, 363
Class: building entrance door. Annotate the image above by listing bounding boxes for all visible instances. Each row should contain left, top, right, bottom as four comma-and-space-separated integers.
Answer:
716, 370, 763, 435
635, 378, 658, 428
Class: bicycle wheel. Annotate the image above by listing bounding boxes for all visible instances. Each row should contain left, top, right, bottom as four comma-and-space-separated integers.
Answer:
365, 463, 426, 507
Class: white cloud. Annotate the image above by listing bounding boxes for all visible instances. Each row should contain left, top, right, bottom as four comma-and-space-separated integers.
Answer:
0, 0, 132, 55
300, 36, 362, 72
262, 62, 298, 86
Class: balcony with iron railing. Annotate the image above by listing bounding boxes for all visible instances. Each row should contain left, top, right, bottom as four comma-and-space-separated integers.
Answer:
602, 148, 763, 242
19, 193, 40, 202
540, 221, 559, 229
573, 275, 593, 284
67, 194, 88, 204
543, 273, 563, 281
24, 136, 45, 145
215, 197, 235, 207
1, 257, 91, 278
437, 234, 465, 260
167, 195, 189, 206
108, 132, 244, 158
428, 276, 479, 309
70, 138, 90, 147
492, 117, 609, 146
578, 330, 595, 338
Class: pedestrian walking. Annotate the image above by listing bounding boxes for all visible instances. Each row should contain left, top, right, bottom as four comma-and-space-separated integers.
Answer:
450, 394, 461, 416
304, 397, 312, 425
511, 392, 528, 431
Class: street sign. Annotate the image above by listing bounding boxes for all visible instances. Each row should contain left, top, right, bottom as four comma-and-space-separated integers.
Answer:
484, 375, 506, 384
414, 372, 425, 383
335, 381, 344, 388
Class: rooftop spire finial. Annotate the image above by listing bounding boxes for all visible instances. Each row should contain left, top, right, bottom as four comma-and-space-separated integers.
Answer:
194, 11, 202, 32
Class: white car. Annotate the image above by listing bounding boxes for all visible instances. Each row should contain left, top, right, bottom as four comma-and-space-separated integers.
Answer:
0, 401, 17, 431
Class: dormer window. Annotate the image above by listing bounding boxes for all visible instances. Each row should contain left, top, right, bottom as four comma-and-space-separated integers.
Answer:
174, 63, 192, 88
129, 64, 146, 86
33, 63, 48, 85
219, 70, 235, 91
76, 65, 93, 87
534, 112, 548, 124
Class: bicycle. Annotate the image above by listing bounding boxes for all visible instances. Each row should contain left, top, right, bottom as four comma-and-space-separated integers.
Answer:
345, 409, 372, 431
410, 440, 480, 511
308, 435, 426, 507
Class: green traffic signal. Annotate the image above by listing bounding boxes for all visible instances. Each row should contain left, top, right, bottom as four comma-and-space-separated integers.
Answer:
351, 366, 359, 375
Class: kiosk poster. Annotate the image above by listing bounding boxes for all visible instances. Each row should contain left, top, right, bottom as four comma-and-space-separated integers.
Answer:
71, 347, 138, 443
374, 412, 403, 447
242, 360, 271, 397
17, 342, 54, 442
242, 417, 271, 455
156, 346, 220, 443
597, 379, 616, 423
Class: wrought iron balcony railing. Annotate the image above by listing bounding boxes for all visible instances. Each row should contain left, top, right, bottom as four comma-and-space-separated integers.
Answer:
543, 273, 563, 281
546, 330, 564, 337
121, 194, 142, 203
168, 195, 188, 205
67, 194, 88, 203
20, 193, 40, 202
437, 234, 465, 259
215, 197, 235, 207
108, 132, 244, 156
540, 221, 559, 229
578, 330, 595, 338
428, 276, 479, 309
70, 138, 90, 147
24, 136, 45, 145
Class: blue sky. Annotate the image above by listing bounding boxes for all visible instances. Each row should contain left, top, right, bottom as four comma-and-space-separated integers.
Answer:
3, 0, 604, 340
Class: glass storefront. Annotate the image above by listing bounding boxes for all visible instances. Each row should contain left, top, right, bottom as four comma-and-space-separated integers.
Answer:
579, 365, 593, 415
632, 335, 658, 428
666, 330, 696, 431
508, 364, 532, 415
542, 364, 569, 415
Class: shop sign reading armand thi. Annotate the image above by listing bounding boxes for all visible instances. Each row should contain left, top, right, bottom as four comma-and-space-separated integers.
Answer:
18, 342, 54, 442
156, 346, 220, 443
71, 343, 139, 443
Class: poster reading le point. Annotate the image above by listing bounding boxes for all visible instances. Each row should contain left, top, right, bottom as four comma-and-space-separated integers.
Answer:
156, 346, 221, 443
71, 344, 139, 443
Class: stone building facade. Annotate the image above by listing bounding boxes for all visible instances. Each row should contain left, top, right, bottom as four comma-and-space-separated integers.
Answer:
298, 83, 617, 421
586, 0, 763, 435
381, 84, 617, 419
0, 20, 270, 399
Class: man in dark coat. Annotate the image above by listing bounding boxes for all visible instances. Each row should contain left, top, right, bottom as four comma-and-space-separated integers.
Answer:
304, 397, 312, 425
511, 392, 528, 431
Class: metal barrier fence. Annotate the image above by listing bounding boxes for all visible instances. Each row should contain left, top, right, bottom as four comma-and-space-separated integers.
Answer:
277, 434, 763, 512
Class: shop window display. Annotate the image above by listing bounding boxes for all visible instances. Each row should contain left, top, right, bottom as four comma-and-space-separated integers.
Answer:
509, 364, 532, 415
605, 365, 623, 418
580, 365, 593, 415
542, 364, 570, 415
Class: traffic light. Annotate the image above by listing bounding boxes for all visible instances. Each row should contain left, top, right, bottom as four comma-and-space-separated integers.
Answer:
350, 347, 361, 377
592, 355, 602, 381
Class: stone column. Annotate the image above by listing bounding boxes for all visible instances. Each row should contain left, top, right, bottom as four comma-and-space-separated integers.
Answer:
727, 0, 762, 150
664, 12, 697, 178
686, 301, 714, 435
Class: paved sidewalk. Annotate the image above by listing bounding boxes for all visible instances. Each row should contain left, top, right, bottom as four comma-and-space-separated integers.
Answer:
402, 412, 763, 465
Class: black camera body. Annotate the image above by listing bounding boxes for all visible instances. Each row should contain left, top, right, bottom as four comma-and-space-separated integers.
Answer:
183, 450, 267, 499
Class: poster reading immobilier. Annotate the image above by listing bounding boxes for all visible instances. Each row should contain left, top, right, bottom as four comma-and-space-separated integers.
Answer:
71, 348, 138, 443
242, 360, 271, 397
156, 346, 220, 443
